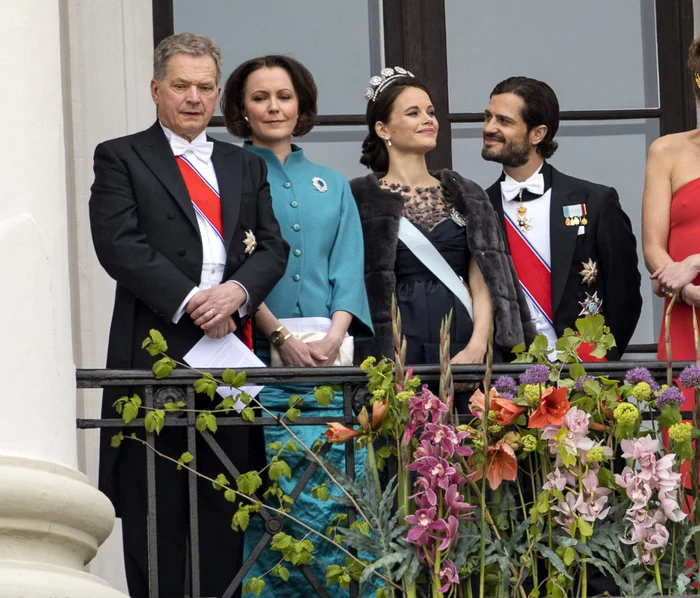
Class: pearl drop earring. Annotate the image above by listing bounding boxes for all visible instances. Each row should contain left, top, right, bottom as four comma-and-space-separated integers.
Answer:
244, 116, 249, 122
387, 138, 392, 147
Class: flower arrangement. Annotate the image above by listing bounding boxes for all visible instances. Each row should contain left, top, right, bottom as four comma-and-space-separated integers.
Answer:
116, 300, 700, 598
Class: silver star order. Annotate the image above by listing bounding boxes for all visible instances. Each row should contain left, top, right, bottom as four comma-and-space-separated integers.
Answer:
243, 230, 256, 255
578, 292, 603, 317
580, 259, 598, 286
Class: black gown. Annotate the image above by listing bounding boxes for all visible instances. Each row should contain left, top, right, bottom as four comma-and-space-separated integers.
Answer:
395, 217, 475, 365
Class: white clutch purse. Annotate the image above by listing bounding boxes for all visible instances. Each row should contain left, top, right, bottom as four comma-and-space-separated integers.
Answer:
269, 318, 354, 367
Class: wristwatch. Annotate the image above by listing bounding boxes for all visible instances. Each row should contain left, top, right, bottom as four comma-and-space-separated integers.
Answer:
269, 325, 292, 347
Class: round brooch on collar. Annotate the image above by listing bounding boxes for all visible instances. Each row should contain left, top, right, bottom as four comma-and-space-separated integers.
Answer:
312, 177, 328, 193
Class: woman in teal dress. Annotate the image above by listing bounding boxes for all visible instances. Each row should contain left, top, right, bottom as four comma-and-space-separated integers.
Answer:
221, 55, 373, 596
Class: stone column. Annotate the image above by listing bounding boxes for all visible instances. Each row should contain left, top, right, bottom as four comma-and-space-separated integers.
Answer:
0, 3, 127, 597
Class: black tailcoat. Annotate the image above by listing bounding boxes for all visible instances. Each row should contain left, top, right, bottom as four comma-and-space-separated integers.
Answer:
486, 164, 642, 358
90, 121, 289, 508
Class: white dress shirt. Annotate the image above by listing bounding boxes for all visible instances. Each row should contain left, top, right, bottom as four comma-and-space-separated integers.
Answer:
160, 123, 248, 323
501, 165, 558, 350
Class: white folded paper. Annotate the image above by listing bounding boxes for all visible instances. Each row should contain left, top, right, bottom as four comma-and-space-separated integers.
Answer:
184, 333, 265, 412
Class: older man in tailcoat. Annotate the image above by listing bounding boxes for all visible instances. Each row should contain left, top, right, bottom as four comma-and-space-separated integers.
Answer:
89, 33, 288, 597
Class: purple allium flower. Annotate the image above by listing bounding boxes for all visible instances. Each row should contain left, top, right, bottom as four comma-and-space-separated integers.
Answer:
679, 365, 700, 389
625, 367, 660, 392
497, 391, 514, 401
494, 376, 518, 397
519, 364, 550, 386
575, 375, 595, 392
657, 386, 684, 409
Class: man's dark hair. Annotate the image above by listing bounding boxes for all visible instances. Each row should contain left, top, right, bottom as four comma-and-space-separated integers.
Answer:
490, 76, 560, 158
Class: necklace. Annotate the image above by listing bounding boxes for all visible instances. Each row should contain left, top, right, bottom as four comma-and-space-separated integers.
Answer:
516, 191, 531, 231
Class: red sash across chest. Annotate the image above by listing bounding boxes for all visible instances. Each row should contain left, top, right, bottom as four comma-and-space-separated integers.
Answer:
504, 216, 605, 363
176, 156, 254, 350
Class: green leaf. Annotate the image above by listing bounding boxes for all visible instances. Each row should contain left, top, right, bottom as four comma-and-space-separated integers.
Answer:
142, 329, 168, 356
658, 404, 683, 428
122, 395, 142, 424
314, 386, 334, 407
536, 544, 573, 580
224, 489, 236, 502
289, 395, 303, 408
193, 374, 218, 399
222, 369, 247, 388
582, 380, 602, 396
144, 410, 165, 435
286, 407, 301, 422
563, 546, 576, 566
241, 407, 255, 423
675, 439, 695, 462
196, 412, 218, 433
578, 519, 593, 538
212, 473, 230, 491
231, 506, 251, 531
312, 484, 330, 501
511, 342, 525, 354
568, 363, 586, 381
597, 467, 617, 490
284, 440, 298, 453
110, 432, 124, 448
177, 451, 194, 470
152, 356, 176, 379
530, 334, 549, 356
163, 402, 179, 412
243, 576, 265, 596
270, 532, 292, 551
236, 471, 263, 495
269, 459, 292, 481
276, 565, 289, 581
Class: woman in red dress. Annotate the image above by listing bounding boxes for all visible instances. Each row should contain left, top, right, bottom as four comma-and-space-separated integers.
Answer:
643, 38, 700, 401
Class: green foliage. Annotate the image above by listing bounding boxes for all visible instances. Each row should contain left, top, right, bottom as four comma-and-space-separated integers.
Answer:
195, 411, 217, 433
222, 368, 246, 388
141, 329, 167, 356
657, 404, 683, 428
241, 407, 255, 423
212, 473, 229, 491
312, 483, 330, 501
313, 386, 334, 407
163, 401, 185, 412
177, 451, 194, 470
193, 373, 217, 398
243, 576, 265, 596
325, 564, 352, 589
231, 504, 252, 532
272, 564, 290, 582
269, 458, 292, 481
152, 356, 176, 379
113, 394, 142, 424
270, 532, 315, 566
144, 409, 165, 434
236, 471, 263, 495
285, 407, 301, 422
110, 432, 124, 448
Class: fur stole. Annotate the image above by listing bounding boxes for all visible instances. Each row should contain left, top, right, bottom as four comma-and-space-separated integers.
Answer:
350, 169, 536, 361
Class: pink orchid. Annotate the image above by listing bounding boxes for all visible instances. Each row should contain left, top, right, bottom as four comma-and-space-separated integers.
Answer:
445, 484, 475, 519
551, 492, 583, 530
437, 559, 460, 593
634, 546, 657, 566
411, 385, 449, 424
408, 456, 456, 490
405, 507, 439, 546
620, 437, 659, 469
660, 497, 686, 522
543, 468, 568, 492
644, 523, 669, 551
422, 423, 470, 457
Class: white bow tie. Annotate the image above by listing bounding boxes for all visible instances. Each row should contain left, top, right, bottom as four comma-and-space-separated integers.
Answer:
501, 173, 545, 201
169, 135, 214, 163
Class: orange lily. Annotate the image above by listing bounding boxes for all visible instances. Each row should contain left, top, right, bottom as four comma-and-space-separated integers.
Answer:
527, 386, 570, 428
325, 422, 358, 444
371, 399, 388, 429
471, 440, 518, 490
469, 388, 526, 426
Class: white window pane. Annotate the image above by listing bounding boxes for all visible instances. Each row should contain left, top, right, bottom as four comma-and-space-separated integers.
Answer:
445, 0, 658, 112
174, 0, 382, 115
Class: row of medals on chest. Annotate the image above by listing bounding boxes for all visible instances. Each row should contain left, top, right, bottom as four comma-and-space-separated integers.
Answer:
516, 190, 587, 231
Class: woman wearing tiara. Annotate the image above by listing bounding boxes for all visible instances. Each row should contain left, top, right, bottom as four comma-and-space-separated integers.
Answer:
221, 55, 373, 596
643, 38, 700, 403
351, 68, 534, 373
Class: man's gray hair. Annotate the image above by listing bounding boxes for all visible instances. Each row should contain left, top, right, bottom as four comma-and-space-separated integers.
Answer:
153, 33, 223, 84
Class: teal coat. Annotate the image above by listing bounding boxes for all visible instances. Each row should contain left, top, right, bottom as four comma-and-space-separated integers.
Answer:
245, 142, 373, 338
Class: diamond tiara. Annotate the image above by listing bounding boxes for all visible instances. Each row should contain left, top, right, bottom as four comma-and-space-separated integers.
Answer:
364, 66, 415, 101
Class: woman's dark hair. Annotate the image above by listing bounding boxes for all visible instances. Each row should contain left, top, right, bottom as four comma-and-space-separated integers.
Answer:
489, 76, 560, 159
360, 77, 433, 173
688, 37, 700, 102
221, 55, 318, 138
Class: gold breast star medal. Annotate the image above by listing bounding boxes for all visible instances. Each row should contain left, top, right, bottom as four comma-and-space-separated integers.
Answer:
243, 230, 256, 255
516, 191, 531, 231
579, 291, 603, 317
580, 259, 598, 286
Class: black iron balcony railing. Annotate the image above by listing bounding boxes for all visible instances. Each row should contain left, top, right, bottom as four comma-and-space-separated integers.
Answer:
76, 361, 698, 598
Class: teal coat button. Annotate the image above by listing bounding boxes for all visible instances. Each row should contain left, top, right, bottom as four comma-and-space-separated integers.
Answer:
293, 224, 300, 231
293, 274, 301, 281
283, 182, 292, 188
291, 201, 298, 208
293, 249, 301, 256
